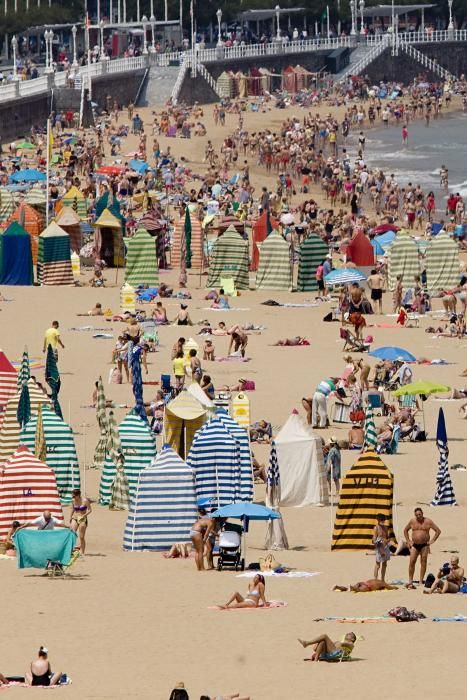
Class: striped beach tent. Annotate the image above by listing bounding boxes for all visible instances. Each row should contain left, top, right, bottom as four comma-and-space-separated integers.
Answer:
207, 225, 249, 290
0, 222, 33, 286
216, 71, 233, 98
37, 222, 74, 286
55, 207, 82, 253
123, 446, 197, 551
425, 230, 460, 292
0, 445, 63, 537
99, 412, 156, 506
164, 390, 207, 459
251, 210, 278, 271
387, 229, 420, 291
363, 405, 377, 450
171, 213, 204, 270
25, 187, 47, 217
431, 408, 457, 506
60, 185, 88, 219
187, 418, 242, 507
297, 233, 329, 292
5, 203, 44, 265
125, 227, 159, 287
331, 450, 395, 551
0, 351, 17, 428
0, 187, 16, 224
91, 377, 109, 471
20, 404, 80, 504
0, 379, 51, 465
256, 230, 292, 291
216, 409, 253, 502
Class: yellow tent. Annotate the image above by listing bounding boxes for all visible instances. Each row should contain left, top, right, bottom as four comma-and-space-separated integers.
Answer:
94, 208, 124, 267
331, 450, 395, 551
164, 390, 207, 459
61, 186, 87, 219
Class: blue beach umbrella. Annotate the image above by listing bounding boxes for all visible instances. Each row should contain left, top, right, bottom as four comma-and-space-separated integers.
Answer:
369, 346, 416, 362
211, 502, 281, 521
324, 268, 367, 285
10, 169, 46, 183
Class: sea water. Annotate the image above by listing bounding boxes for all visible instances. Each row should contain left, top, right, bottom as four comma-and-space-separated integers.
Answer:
348, 111, 467, 208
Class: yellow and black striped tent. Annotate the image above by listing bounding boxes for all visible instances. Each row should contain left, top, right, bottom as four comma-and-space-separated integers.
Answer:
331, 450, 395, 551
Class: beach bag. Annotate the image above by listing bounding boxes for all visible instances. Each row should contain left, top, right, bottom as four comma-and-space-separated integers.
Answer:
424, 574, 435, 588
322, 312, 334, 322
259, 553, 281, 571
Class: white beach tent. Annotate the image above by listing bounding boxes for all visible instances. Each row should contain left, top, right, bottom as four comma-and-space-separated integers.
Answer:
268, 411, 329, 507
123, 446, 197, 551
187, 381, 216, 415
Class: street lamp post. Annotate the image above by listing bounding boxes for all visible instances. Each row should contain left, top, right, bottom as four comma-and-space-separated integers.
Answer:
44, 29, 54, 73
137, 0, 140, 22
350, 0, 356, 36
71, 24, 78, 67
447, 0, 454, 33
150, 14, 156, 52
99, 19, 105, 60
275, 5, 281, 41
142, 15, 148, 54
359, 0, 365, 35
216, 8, 222, 47
11, 35, 18, 80
337, 0, 341, 35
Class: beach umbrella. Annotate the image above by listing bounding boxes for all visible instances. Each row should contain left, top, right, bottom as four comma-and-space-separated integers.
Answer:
95, 165, 125, 176
130, 344, 147, 423
17, 141, 36, 150
16, 383, 31, 428
91, 376, 109, 470
128, 159, 149, 174
108, 411, 129, 510
211, 502, 281, 522
45, 344, 62, 419
369, 346, 416, 363
363, 405, 377, 451
392, 381, 450, 397
34, 403, 47, 462
17, 347, 30, 390
324, 268, 367, 286
431, 408, 457, 506
265, 444, 289, 550
10, 169, 46, 183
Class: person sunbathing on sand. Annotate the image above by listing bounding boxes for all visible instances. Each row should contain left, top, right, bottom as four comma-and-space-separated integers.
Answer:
220, 574, 268, 609
200, 694, 250, 700
298, 632, 356, 661
333, 579, 398, 592
272, 336, 309, 346
163, 543, 192, 559
26, 647, 61, 687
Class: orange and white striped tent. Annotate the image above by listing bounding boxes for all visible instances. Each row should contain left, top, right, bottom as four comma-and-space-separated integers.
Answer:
4, 203, 44, 265
0, 351, 17, 430
171, 212, 204, 270
0, 445, 63, 537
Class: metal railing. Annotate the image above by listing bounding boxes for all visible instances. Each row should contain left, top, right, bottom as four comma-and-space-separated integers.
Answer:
337, 36, 390, 81
398, 40, 456, 80
171, 59, 187, 104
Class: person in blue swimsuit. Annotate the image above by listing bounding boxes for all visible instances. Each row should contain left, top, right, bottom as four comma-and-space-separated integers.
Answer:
298, 632, 356, 662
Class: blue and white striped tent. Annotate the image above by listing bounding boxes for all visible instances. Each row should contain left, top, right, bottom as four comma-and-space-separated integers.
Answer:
187, 418, 242, 507
99, 412, 157, 505
215, 409, 253, 502
123, 446, 197, 551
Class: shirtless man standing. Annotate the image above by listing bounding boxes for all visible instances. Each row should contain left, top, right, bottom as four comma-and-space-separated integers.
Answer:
367, 269, 384, 314
403, 507, 441, 589
227, 326, 248, 358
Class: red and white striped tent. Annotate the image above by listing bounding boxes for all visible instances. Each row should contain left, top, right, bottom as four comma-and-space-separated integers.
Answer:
170, 212, 204, 270
0, 378, 51, 466
0, 445, 63, 537
0, 350, 17, 429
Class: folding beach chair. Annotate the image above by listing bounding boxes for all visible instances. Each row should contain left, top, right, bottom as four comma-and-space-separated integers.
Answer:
161, 373, 175, 400
141, 319, 159, 346
220, 276, 237, 297
377, 425, 401, 455
339, 328, 369, 353
366, 391, 383, 416
45, 550, 80, 578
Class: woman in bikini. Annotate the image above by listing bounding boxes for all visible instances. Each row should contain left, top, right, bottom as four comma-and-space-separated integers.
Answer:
26, 647, 61, 687
69, 489, 92, 555
190, 508, 214, 571
220, 574, 268, 609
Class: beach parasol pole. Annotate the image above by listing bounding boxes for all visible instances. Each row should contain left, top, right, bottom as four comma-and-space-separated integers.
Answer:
46, 117, 52, 226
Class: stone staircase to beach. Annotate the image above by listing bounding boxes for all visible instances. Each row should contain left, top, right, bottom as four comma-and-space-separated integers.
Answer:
138, 64, 181, 107
335, 38, 391, 82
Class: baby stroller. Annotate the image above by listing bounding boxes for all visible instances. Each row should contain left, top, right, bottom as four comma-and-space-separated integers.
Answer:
217, 522, 244, 571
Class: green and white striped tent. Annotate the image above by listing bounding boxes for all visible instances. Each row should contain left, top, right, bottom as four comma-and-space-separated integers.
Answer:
20, 404, 80, 503
425, 230, 460, 292
37, 221, 74, 286
26, 187, 47, 217
207, 225, 249, 290
99, 412, 157, 506
387, 229, 420, 291
0, 379, 51, 465
0, 187, 16, 224
256, 229, 292, 290
297, 233, 329, 292
124, 226, 159, 287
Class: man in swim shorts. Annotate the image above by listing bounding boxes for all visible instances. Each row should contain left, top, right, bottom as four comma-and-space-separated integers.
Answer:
403, 508, 441, 589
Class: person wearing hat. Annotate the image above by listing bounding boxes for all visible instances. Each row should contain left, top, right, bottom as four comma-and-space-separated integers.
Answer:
326, 437, 341, 496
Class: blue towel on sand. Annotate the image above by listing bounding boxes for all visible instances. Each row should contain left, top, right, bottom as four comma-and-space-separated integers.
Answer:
14, 530, 77, 569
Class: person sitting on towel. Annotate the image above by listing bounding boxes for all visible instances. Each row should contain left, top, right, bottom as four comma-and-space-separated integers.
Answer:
424, 556, 464, 594
348, 423, 364, 449
298, 632, 357, 661
250, 420, 272, 443
5, 520, 21, 550
220, 574, 268, 609
26, 647, 62, 687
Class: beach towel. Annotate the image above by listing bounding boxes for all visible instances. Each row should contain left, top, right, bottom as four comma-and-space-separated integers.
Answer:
215, 357, 251, 362
237, 571, 320, 579
14, 529, 77, 569
210, 600, 287, 610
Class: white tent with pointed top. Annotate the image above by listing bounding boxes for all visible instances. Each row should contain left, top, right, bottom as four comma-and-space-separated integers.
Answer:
267, 412, 329, 507
123, 446, 197, 551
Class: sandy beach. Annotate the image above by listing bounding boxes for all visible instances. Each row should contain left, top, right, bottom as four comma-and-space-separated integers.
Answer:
1, 95, 467, 700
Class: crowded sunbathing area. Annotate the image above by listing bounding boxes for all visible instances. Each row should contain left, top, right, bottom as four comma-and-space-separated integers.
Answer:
0, 72, 466, 700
